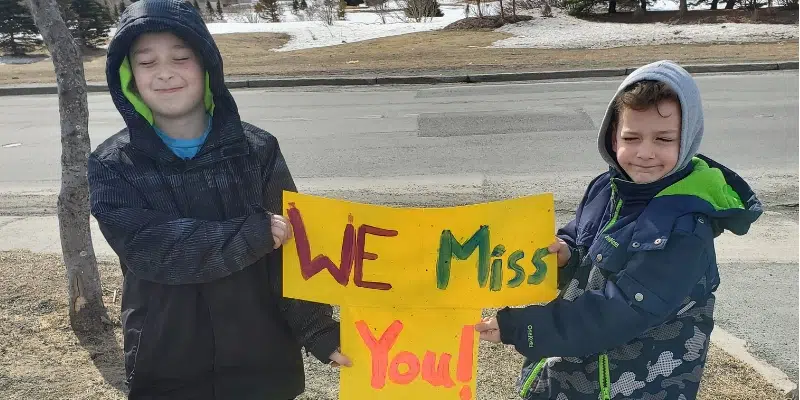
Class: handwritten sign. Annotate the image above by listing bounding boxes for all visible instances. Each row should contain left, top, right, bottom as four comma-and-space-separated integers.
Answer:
282, 191, 557, 399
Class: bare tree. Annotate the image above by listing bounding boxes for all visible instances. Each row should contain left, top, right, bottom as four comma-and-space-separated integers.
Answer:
367, 0, 390, 23
307, 0, 338, 24
26, 0, 109, 332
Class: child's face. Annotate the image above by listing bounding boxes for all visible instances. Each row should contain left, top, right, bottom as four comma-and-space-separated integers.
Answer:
612, 100, 681, 184
130, 32, 205, 120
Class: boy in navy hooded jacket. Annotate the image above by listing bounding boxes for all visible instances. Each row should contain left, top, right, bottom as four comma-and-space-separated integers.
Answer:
88, 0, 349, 398
475, 61, 762, 399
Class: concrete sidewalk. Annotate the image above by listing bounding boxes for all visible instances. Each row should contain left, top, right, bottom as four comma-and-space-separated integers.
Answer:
0, 61, 797, 96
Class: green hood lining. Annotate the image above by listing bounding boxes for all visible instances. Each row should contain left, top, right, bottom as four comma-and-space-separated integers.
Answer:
119, 56, 215, 125
655, 157, 745, 211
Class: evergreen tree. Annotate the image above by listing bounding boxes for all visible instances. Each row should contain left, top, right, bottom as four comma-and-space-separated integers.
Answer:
300, 0, 307, 9
204, 0, 214, 19
66, 0, 114, 48
119, 0, 126, 16
215, 0, 223, 18
192, 0, 200, 10
292, 0, 298, 11
0, 0, 42, 56
254, 0, 280, 21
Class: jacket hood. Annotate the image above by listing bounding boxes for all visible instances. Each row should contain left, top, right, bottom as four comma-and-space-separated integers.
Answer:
106, 0, 243, 160
654, 154, 762, 236
598, 60, 704, 179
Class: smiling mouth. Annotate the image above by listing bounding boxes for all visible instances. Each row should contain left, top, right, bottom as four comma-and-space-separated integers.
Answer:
156, 87, 184, 93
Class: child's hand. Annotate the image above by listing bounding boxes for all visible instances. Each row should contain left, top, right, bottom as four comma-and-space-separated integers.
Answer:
329, 348, 352, 367
548, 237, 572, 268
271, 214, 293, 249
474, 316, 501, 344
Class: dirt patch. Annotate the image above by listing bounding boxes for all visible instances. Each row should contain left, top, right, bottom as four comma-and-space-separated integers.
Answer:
0, 32, 291, 86
579, 7, 799, 24
444, 14, 535, 29
0, 31, 795, 86
0, 250, 791, 399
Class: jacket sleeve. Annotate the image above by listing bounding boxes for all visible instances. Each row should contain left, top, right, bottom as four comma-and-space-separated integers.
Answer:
263, 143, 340, 364
555, 218, 582, 290
496, 230, 710, 360
88, 155, 274, 286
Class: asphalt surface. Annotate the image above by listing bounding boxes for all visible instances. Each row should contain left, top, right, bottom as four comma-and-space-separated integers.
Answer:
0, 71, 797, 381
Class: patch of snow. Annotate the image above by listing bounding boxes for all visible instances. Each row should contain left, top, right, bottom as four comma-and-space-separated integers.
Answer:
648, 0, 708, 10
490, 8, 798, 49
107, 2, 467, 51
0, 55, 48, 65
206, 4, 467, 51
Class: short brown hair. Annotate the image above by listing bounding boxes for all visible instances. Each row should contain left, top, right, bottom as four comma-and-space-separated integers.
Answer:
614, 80, 680, 118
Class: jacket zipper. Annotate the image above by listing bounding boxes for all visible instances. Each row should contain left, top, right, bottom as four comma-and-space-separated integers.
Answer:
519, 358, 548, 398
598, 353, 611, 400
601, 182, 623, 233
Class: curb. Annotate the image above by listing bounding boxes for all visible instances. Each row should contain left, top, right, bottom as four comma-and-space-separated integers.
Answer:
0, 61, 796, 96
711, 325, 798, 394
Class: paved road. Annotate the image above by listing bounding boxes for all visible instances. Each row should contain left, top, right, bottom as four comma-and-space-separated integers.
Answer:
0, 71, 797, 381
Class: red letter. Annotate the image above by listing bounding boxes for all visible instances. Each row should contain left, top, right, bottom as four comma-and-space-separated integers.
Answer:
388, 351, 421, 385
354, 224, 398, 290
287, 203, 355, 286
355, 320, 404, 389
421, 351, 455, 388
456, 324, 475, 382
456, 325, 476, 400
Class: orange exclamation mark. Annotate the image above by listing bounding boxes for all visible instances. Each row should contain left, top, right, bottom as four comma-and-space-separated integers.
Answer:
456, 325, 475, 400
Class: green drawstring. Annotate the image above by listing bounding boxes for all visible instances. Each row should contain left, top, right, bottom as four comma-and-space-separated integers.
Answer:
519, 358, 548, 397
598, 353, 611, 400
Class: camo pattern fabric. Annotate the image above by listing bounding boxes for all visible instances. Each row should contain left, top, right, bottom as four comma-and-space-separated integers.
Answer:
517, 246, 715, 400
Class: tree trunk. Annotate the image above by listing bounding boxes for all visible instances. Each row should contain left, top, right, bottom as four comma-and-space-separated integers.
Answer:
640, 0, 647, 11
710, 0, 718, 9
609, 0, 616, 13
499, 0, 504, 21
511, 0, 516, 18
725, 0, 736, 9
679, 0, 688, 14
26, 0, 109, 333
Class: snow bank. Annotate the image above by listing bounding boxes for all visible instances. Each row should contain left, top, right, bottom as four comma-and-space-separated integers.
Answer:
490, 8, 798, 49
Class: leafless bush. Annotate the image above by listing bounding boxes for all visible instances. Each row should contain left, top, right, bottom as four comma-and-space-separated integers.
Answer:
397, 0, 443, 22
366, 0, 391, 23
307, 0, 339, 24
226, 3, 261, 22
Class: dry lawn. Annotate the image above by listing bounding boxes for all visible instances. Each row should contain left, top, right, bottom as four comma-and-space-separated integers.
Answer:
0, 31, 796, 86
0, 250, 790, 399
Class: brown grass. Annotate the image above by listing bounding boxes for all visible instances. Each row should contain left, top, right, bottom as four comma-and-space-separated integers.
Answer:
0, 250, 791, 399
0, 31, 796, 86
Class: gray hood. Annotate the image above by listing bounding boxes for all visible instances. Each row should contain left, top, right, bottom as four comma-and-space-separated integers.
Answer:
597, 60, 704, 179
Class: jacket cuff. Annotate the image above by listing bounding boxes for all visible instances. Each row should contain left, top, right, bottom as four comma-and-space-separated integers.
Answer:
557, 245, 581, 290
306, 322, 341, 364
243, 212, 273, 253
496, 307, 518, 346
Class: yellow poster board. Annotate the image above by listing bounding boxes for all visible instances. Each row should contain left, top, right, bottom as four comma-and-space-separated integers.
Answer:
282, 192, 557, 309
282, 191, 558, 399
339, 306, 480, 400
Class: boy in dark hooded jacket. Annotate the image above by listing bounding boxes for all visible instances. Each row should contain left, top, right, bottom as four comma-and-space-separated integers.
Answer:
475, 61, 763, 399
87, 0, 349, 398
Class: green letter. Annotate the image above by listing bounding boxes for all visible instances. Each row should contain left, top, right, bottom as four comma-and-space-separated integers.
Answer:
506, 250, 525, 288
527, 248, 549, 285
435, 226, 490, 290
